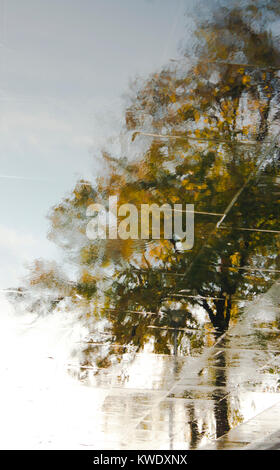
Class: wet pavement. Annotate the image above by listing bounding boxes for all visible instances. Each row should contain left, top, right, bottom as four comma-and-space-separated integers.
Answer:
207, 402, 280, 450
62, 283, 280, 450
2, 284, 280, 450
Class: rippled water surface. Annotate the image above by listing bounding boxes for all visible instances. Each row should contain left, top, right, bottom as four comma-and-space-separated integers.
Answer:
2, 0, 280, 450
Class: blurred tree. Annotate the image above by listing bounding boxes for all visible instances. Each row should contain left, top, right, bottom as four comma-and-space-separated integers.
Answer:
45, 0, 280, 356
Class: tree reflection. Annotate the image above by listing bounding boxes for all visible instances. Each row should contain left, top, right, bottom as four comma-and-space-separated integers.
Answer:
212, 337, 230, 438
22, 1, 280, 403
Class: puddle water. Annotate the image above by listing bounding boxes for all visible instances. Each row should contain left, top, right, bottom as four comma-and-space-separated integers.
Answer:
2, 2, 280, 450
1, 284, 279, 450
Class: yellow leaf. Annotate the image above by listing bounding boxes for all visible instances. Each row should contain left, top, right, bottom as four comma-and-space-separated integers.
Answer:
242, 75, 250, 85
